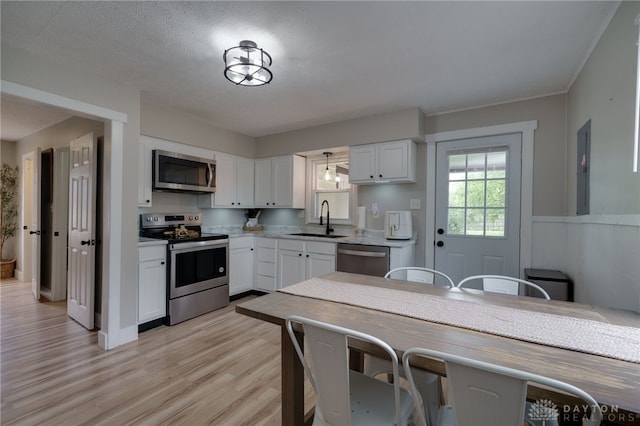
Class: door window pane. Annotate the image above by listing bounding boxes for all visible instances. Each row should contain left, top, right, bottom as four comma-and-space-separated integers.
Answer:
448, 181, 466, 207
467, 153, 486, 179
446, 148, 508, 238
466, 180, 485, 208
448, 154, 466, 180
447, 208, 465, 235
486, 180, 505, 207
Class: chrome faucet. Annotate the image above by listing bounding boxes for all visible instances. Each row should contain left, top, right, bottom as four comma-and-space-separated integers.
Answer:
319, 200, 333, 235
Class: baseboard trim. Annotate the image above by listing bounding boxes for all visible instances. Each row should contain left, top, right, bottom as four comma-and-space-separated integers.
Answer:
230, 290, 268, 301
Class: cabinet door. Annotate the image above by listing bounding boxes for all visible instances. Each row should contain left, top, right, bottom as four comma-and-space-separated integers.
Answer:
137, 141, 152, 207
349, 145, 377, 182
306, 253, 335, 279
278, 249, 305, 288
212, 152, 235, 207
230, 246, 255, 295
272, 156, 293, 207
235, 156, 255, 207
138, 259, 166, 323
378, 140, 409, 180
254, 158, 273, 207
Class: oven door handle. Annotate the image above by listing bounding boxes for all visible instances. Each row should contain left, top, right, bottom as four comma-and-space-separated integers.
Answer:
170, 240, 228, 252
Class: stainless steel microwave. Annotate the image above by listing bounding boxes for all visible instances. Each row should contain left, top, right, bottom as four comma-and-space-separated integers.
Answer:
153, 150, 216, 193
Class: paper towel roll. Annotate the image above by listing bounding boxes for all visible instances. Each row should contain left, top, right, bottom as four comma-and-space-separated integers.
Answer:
356, 206, 366, 229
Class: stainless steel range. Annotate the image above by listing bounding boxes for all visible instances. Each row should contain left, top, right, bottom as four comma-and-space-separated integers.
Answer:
140, 213, 229, 325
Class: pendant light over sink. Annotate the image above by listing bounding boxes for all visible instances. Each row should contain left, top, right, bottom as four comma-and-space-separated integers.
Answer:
223, 40, 272, 86
323, 152, 333, 181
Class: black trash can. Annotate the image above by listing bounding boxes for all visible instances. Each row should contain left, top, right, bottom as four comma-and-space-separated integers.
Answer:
524, 268, 573, 301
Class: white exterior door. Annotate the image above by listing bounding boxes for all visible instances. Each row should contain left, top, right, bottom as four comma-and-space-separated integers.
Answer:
434, 134, 522, 285
67, 133, 97, 330
29, 148, 41, 300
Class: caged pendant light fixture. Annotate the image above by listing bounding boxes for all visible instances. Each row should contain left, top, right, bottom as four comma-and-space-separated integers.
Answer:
223, 40, 272, 86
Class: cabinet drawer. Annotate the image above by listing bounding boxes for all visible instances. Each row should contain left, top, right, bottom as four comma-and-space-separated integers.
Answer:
139, 246, 166, 262
257, 237, 277, 249
257, 261, 276, 277
278, 239, 304, 252
230, 237, 254, 250
257, 248, 277, 262
306, 241, 336, 255
256, 274, 276, 292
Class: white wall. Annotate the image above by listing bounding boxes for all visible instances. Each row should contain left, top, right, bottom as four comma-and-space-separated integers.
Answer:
532, 217, 640, 311
559, 1, 640, 312
0, 140, 19, 260
141, 100, 256, 157
566, 1, 640, 216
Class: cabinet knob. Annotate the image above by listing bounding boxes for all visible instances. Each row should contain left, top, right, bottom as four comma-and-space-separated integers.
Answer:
146, 200, 150, 203
298, 253, 302, 256
379, 174, 383, 178
161, 261, 165, 265
370, 175, 374, 178
306, 254, 309, 258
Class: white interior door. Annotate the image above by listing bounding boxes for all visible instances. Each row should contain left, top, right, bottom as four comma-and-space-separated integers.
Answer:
29, 148, 41, 300
67, 133, 97, 330
434, 134, 522, 285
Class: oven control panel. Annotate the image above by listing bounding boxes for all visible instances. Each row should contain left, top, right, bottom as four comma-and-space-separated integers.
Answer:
141, 213, 201, 228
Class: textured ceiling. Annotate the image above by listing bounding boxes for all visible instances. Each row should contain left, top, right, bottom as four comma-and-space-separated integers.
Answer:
0, 1, 619, 141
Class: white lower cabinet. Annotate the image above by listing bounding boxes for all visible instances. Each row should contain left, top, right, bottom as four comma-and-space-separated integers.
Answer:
229, 237, 255, 295
138, 245, 167, 324
278, 239, 336, 289
256, 237, 278, 292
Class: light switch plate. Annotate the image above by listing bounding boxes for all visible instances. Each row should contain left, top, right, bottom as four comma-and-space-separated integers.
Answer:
410, 199, 421, 210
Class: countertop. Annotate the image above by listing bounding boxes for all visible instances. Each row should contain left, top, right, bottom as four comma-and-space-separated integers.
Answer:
137, 237, 168, 247
251, 232, 416, 248
138, 227, 416, 249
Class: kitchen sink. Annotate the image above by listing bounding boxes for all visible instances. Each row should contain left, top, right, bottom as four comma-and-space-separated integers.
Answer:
288, 233, 346, 239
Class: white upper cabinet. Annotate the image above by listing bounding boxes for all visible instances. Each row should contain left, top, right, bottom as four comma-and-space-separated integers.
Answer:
199, 152, 254, 208
254, 155, 306, 208
349, 139, 417, 184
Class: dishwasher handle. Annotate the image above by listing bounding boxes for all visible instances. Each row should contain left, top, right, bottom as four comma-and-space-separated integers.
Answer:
338, 248, 387, 258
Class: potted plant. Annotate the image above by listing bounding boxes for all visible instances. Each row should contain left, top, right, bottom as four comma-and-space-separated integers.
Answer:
1, 163, 19, 278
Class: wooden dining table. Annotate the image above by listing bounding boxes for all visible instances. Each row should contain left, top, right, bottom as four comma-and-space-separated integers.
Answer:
236, 271, 640, 426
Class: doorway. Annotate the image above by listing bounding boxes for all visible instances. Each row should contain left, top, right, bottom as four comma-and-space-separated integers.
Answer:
2, 79, 127, 349
434, 134, 522, 284
425, 120, 537, 281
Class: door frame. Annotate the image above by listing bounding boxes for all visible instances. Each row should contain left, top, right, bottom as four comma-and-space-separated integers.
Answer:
2, 80, 127, 350
424, 120, 537, 278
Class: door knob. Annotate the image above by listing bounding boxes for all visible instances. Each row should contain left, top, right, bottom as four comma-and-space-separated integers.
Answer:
437, 228, 444, 235
29, 230, 41, 235
81, 240, 91, 245
436, 241, 444, 247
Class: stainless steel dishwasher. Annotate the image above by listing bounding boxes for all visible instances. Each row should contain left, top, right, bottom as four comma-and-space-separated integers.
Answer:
336, 243, 390, 277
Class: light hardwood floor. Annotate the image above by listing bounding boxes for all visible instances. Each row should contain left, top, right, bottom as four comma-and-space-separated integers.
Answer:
1, 279, 312, 425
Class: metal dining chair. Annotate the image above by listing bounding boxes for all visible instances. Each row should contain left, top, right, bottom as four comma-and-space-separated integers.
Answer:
403, 347, 603, 426
457, 275, 551, 300
362, 266, 454, 425
384, 267, 455, 288
285, 315, 416, 426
